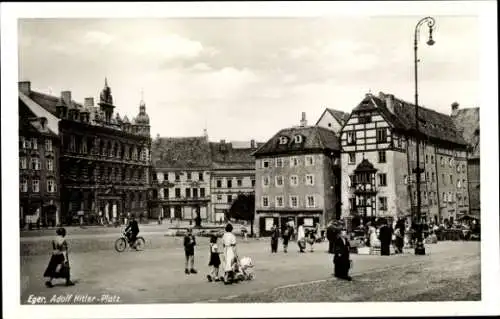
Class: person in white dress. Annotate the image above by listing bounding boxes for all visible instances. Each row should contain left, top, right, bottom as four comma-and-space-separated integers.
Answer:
222, 223, 237, 284
297, 223, 306, 253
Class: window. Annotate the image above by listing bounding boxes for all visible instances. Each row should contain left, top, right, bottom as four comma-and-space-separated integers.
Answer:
216, 180, 222, 188
198, 172, 204, 181
289, 196, 298, 208
163, 188, 169, 199
432, 172, 435, 183
276, 175, 284, 187
32, 179, 40, 192
431, 155, 434, 163
32, 138, 38, 150
25, 138, 32, 149
216, 195, 223, 201
20, 178, 28, 192
305, 174, 315, 186
187, 172, 192, 180
276, 196, 284, 208
462, 164, 466, 173
440, 157, 444, 166
442, 174, 446, 185
306, 195, 315, 208
263, 160, 270, 168
442, 192, 446, 203
457, 180, 462, 189
175, 173, 180, 181
20, 136, 26, 149
200, 188, 205, 197
276, 158, 283, 167
20, 157, 27, 169
379, 197, 388, 210
294, 135, 303, 143
45, 139, 53, 152
448, 192, 453, 203
376, 128, 387, 143
31, 157, 41, 170
227, 195, 233, 203
346, 131, 356, 145
348, 152, 356, 164
163, 173, 169, 181
47, 179, 56, 193
227, 180, 232, 188
175, 188, 181, 198
425, 155, 428, 163
378, 173, 387, 186
47, 159, 53, 171
290, 175, 298, 186
262, 196, 269, 207
449, 158, 454, 167
426, 172, 429, 182
378, 151, 386, 163
358, 115, 372, 124
262, 176, 270, 187
450, 175, 453, 185
279, 136, 288, 144
186, 188, 191, 198
349, 198, 356, 211
193, 188, 198, 198
237, 179, 242, 187
251, 179, 255, 187
305, 155, 314, 166
290, 156, 299, 167
457, 164, 461, 173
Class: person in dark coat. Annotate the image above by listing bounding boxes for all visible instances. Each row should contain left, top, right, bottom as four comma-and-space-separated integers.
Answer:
333, 229, 352, 281
270, 224, 279, 253
125, 215, 140, 249
326, 220, 337, 254
282, 222, 292, 253
378, 220, 393, 256
183, 228, 197, 274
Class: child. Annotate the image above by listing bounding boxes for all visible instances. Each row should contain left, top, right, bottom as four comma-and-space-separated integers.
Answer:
183, 228, 197, 274
207, 235, 221, 282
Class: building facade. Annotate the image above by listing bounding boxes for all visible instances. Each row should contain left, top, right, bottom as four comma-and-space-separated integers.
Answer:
210, 140, 260, 222
340, 92, 470, 227
315, 108, 350, 134
150, 136, 212, 221
253, 114, 342, 236
19, 80, 152, 225
451, 103, 480, 219
18, 108, 61, 227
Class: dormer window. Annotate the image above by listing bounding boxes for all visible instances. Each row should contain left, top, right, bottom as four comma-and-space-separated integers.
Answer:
279, 136, 288, 145
294, 135, 303, 144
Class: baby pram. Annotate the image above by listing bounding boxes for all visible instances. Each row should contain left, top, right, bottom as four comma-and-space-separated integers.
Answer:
232, 256, 255, 282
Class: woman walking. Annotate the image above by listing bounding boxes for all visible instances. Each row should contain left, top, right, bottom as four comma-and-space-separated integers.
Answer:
222, 223, 238, 285
270, 224, 279, 253
297, 223, 306, 253
43, 228, 74, 287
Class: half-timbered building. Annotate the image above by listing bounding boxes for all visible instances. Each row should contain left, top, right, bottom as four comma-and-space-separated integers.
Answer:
340, 92, 470, 227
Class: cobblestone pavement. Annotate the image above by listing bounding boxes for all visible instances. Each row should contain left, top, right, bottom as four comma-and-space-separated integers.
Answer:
20, 240, 480, 304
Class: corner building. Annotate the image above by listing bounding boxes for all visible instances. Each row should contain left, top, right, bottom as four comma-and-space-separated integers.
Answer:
19, 80, 152, 225
253, 115, 342, 236
340, 92, 470, 227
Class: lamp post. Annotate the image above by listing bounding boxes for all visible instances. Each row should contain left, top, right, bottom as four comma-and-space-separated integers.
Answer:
413, 16, 436, 255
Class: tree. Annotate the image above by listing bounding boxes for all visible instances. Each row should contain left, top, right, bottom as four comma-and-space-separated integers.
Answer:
228, 193, 255, 236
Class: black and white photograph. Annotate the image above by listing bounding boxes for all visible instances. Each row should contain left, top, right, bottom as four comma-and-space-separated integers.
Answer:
1, 1, 499, 319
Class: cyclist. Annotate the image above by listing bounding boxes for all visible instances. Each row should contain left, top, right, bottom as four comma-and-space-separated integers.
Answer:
125, 215, 140, 249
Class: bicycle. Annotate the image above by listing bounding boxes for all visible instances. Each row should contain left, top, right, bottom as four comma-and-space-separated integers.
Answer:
114, 230, 145, 252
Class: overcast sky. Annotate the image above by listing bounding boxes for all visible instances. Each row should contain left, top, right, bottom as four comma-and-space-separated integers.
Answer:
18, 16, 479, 142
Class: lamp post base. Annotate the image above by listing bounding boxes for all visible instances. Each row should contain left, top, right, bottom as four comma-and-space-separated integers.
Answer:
414, 239, 426, 255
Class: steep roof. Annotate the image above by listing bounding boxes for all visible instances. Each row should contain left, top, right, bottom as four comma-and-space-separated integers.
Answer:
452, 107, 480, 158
210, 142, 262, 170
151, 136, 212, 169
29, 90, 84, 117
19, 92, 60, 136
326, 108, 350, 124
253, 125, 341, 157
353, 92, 468, 146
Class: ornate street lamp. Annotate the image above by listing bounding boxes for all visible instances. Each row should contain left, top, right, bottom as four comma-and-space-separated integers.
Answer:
413, 16, 436, 255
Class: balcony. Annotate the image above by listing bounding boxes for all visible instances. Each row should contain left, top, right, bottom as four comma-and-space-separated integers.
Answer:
352, 183, 377, 194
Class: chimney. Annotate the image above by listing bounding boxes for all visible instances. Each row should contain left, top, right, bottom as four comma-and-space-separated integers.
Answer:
61, 91, 72, 107
300, 112, 307, 127
250, 139, 256, 149
451, 102, 459, 116
18, 81, 31, 95
385, 94, 395, 114
84, 97, 94, 108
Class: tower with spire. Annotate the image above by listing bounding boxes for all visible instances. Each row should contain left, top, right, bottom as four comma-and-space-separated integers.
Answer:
98, 77, 115, 124
133, 89, 150, 137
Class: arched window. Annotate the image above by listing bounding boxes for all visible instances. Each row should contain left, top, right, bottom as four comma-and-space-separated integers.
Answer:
294, 135, 303, 143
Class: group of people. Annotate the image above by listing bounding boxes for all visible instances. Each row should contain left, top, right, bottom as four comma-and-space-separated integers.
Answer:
183, 223, 246, 285
270, 220, 321, 254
